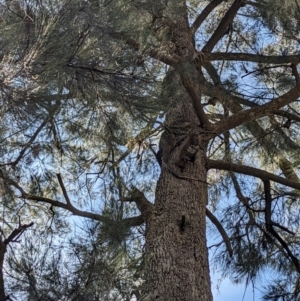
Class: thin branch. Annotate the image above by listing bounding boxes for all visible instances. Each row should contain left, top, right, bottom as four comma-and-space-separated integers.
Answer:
263, 180, 300, 272
272, 222, 295, 235
206, 208, 233, 257
202, 62, 300, 180
1, 108, 58, 167
2, 175, 144, 227
199, 62, 264, 108
264, 180, 272, 232
56, 174, 72, 206
200, 78, 300, 123
224, 130, 256, 223
207, 159, 300, 190
241, 64, 290, 79
291, 64, 300, 84
109, 32, 140, 51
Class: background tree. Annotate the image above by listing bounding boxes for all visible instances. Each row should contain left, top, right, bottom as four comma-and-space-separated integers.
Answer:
1, 0, 300, 300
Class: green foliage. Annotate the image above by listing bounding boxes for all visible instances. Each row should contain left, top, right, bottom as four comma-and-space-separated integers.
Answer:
1, 0, 300, 300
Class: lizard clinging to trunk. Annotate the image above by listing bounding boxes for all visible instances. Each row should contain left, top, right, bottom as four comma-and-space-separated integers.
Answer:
158, 120, 207, 183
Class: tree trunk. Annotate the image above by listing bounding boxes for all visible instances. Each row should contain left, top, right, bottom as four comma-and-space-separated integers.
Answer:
143, 82, 213, 300
0, 242, 7, 301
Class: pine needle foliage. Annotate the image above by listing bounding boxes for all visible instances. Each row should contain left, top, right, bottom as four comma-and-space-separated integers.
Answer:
1, 0, 300, 300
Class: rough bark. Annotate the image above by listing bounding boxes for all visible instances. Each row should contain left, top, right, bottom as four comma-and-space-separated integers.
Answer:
141, 3, 213, 299
142, 68, 212, 300
0, 242, 6, 301
144, 158, 212, 300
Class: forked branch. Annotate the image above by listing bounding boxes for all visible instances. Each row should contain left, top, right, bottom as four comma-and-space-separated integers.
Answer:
1, 175, 144, 227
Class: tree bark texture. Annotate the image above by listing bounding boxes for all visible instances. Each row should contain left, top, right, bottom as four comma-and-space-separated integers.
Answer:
142, 70, 213, 300
0, 242, 7, 301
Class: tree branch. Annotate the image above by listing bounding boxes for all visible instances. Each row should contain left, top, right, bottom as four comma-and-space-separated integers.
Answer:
214, 84, 300, 134
202, 0, 244, 53
206, 208, 233, 257
273, 109, 300, 123
56, 173, 72, 207
200, 73, 300, 122
179, 64, 212, 128
0, 221, 34, 301
109, 31, 180, 66
201, 61, 300, 180
207, 159, 300, 190
205, 52, 300, 64
3, 222, 34, 246
1, 108, 58, 167
263, 180, 300, 272
191, 0, 225, 33
149, 48, 180, 66
1, 175, 144, 228
120, 186, 153, 218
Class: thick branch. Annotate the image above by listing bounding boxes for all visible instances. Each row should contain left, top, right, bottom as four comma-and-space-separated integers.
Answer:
214, 84, 300, 134
202, 0, 244, 53
202, 61, 300, 179
179, 64, 212, 128
121, 186, 153, 217
200, 75, 300, 120
206, 52, 300, 64
149, 48, 180, 66
206, 208, 233, 257
273, 110, 300, 123
208, 160, 300, 190
191, 0, 225, 33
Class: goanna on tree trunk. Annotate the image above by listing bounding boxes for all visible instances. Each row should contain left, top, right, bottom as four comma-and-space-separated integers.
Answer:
142, 77, 213, 300
141, 2, 213, 300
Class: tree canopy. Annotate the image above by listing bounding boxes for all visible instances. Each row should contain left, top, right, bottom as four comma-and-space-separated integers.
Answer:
1, 0, 300, 300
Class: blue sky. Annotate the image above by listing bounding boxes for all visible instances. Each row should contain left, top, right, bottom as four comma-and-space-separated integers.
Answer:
212, 276, 258, 301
